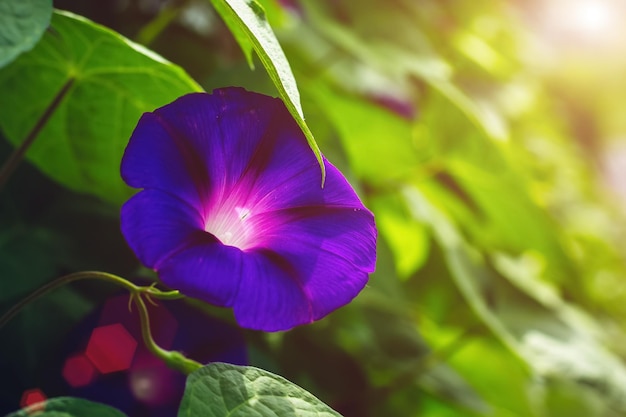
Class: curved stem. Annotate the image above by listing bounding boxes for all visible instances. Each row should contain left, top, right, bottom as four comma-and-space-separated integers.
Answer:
0, 271, 180, 329
0, 77, 75, 189
0, 270, 201, 375
0, 271, 133, 329
133, 294, 202, 375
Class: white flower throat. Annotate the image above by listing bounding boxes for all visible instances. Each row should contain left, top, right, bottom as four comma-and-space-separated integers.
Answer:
205, 204, 253, 249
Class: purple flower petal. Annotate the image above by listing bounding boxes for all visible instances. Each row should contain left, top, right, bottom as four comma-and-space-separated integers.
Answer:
234, 250, 314, 331
230, 207, 375, 331
121, 87, 377, 331
122, 89, 278, 212
252, 206, 377, 274
121, 189, 207, 268
121, 113, 205, 210
157, 242, 244, 308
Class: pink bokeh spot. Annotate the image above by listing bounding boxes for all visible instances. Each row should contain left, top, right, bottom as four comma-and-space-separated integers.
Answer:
129, 353, 181, 406
86, 323, 137, 374
20, 388, 46, 411
63, 353, 97, 387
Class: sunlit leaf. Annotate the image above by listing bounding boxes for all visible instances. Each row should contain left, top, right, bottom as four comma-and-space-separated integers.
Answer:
445, 336, 536, 416
445, 159, 570, 275
306, 80, 418, 183
0, 11, 202, 205
370, 193, 430, 279
301, 0, 506, 143
404, 186, 626, 416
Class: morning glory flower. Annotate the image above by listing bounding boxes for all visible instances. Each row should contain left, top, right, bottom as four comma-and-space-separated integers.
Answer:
120, 87, 376, 331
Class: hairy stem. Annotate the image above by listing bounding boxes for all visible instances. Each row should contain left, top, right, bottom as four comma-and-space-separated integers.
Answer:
0, 77, 75, 189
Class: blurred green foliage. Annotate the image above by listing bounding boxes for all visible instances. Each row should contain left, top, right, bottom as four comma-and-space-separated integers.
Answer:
2, 0, 626, 416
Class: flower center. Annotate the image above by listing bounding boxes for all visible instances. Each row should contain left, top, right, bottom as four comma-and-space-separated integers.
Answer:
204, 204, 254, 249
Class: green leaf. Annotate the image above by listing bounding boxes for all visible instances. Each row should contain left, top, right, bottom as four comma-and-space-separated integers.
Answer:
6, 397, 128, 416
445, 159, 569, 272
178, 362, 342, 416
370, 193, 429, 279
445, 336, 536, 416
0, 10, 202, 205
301, 0, 508, 143
306, 81, 418, 184
0, 0, 52, 68
209, 0, 325, 183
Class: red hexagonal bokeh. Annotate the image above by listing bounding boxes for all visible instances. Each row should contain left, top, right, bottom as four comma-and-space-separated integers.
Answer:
63, 353, 97, 387
85, 323, 137, 374
20, 388, 46, 411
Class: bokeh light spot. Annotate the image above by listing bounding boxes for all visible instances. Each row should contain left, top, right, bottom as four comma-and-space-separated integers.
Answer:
86, 323, 137, 373
20, 388, 46, 411
532, 0, 623, 50
569, 0, 613, 37
63, 353, 97, 387
129, 354, 182, 406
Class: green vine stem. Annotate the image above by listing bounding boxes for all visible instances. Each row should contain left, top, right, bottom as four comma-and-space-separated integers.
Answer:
135, 0, 189, 46
0, 77, 75, 189
133, 294, 202, 374
0, 270, 201, 375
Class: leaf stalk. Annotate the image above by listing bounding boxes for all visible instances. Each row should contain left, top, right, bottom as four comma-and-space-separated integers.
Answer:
0, 77, 75, 189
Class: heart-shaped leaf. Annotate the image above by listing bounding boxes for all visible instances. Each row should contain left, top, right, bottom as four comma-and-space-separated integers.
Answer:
0, 11, 202, 204
178, 362, 342, 416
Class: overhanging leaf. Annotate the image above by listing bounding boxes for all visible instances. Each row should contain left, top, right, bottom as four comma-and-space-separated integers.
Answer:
209, 0, 325, 183
0, 0, 52, 68
0, 10, 202, 205
178, 362, 342, 416
6, 397, 128, 416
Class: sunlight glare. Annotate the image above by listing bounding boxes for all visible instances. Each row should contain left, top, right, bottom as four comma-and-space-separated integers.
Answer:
542, 0, 619, 44
571, 0, 613, 37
